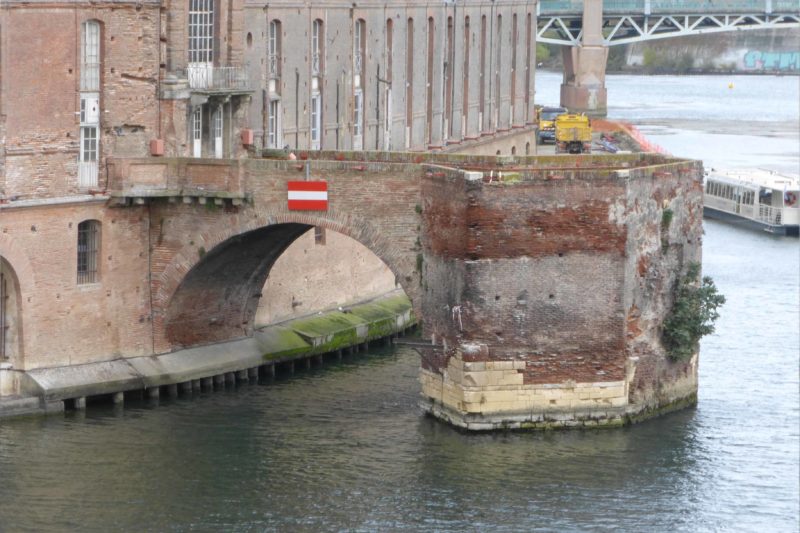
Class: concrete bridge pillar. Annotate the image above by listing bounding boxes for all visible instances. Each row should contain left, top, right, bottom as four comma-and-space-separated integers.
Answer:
560, 0, 608, 116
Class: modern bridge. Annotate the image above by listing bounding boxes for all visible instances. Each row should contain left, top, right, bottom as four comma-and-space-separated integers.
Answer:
537, 0, 800, 114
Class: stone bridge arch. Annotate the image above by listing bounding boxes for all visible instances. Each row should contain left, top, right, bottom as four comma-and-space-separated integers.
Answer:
152, 209, 420, 353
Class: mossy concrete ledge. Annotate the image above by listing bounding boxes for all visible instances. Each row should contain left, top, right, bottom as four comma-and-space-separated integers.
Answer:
0, 292, 415, 418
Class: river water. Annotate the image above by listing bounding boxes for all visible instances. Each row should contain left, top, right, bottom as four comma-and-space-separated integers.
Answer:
1, 74, 798, 532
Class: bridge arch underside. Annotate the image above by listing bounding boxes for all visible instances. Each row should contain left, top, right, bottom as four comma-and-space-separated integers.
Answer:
165, 223, 312, 348
163, 220, 417, 350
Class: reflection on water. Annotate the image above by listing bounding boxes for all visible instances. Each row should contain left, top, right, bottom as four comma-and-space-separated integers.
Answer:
1, 75, 798, 532
1, 218, 799, 533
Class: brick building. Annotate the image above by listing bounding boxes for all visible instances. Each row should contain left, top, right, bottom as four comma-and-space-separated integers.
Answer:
0, 0, 537, 388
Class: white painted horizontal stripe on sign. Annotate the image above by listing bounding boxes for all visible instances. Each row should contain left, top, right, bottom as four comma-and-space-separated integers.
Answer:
287, 191, 328, 201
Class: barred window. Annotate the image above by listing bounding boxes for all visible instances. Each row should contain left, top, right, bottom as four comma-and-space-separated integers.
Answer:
77, 220, 100, 284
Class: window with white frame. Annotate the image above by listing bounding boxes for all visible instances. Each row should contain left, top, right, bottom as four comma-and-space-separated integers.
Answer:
268, 99, 280, 148
192, 106, 203, 157
78, 93, 99, 188
311, 93, 321, 149
312, 19, 323, 75
188, 0, 214, 64
81, 21, 100, 91
78, 21, 100, 188
212, 104, 223, 158
268, 20, 281, 79
353, 89, 363, 147
77, 220, 100, 284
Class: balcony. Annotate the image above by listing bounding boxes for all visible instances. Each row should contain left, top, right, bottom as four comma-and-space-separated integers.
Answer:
106, 158, 247, 205
311, 53, 321, 76
185, 64, 251, 93
268, 55, 281, 80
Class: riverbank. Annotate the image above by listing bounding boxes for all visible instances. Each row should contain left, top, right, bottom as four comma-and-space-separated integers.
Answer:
0, 290, 416, 420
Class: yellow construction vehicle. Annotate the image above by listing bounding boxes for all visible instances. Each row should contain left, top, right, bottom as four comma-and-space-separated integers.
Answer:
555, 114, 592, 154
536, 106, 567, 145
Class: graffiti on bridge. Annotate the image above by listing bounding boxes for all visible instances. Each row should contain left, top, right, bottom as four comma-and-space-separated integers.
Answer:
743, 50, 799, 71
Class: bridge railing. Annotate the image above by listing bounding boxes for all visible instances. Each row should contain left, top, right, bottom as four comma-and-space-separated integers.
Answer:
539, 0, 794, 15
106, 158, 246, 200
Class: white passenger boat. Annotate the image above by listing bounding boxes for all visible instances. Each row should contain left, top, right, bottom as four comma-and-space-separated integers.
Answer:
703, 169, 800, 237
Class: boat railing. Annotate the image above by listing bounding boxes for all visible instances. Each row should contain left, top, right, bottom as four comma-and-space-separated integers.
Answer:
705, 194, 793, 226
757, 204, 784, 225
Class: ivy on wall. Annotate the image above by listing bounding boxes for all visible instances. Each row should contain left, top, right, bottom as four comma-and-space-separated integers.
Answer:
662, 262, 726, 362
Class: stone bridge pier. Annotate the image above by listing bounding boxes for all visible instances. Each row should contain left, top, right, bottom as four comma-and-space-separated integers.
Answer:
106, 151, 703, 430
560, 0, 609, 116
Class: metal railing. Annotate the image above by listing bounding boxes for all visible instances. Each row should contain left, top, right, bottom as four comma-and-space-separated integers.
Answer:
353, 52, 363, 74
187, 64, 250, 91
539, 0, 798, 15
705, 194, 793, 226
311, 53, 321, 76
268, 55, 280, 79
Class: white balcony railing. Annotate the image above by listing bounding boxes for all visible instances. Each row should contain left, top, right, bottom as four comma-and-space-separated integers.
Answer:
187, 64, 250, 91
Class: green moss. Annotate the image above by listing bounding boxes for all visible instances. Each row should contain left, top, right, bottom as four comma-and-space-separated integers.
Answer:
254, 326, 312, 361
661, 208, 674, 229
254, 294, 415, 362
499, 172, 522, 184
198, 246, 206, 258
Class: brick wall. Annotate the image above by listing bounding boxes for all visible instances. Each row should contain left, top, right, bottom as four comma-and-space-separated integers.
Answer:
140, 158, 423, 352
0, 201, 152, 370
1, 5, 159, 200
422, 171, 629, 384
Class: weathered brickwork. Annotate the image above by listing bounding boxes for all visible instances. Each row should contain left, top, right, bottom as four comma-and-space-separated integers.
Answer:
0, 4, 160, 200
417, 157, 704, 429
0, 201, 152, 371
0, 0, 706, 430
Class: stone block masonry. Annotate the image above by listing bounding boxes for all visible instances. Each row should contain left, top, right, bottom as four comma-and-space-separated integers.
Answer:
418, 155, 704, 429
1, 151, 704, 430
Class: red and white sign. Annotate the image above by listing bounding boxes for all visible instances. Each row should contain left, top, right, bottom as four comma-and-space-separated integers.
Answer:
287, 181, 328, 211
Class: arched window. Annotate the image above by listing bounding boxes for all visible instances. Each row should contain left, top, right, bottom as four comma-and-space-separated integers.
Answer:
188, 0, 214, 88
353, 18, 366, 150
462, 16, 470, 138
511, 13, 518, 125
267, 20, 282, 149
426, 17, 434, 145
525, 13, 532, 122
495, 14, 502, 130
311, 19, 324, 150
383, 19, 394, 151
406, 18, 414, 149
479, 15, 486, 132
0, 257, 22, 366
77, 220, 101, 284
444, 16, 454, 140
312, 19, 323, 76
